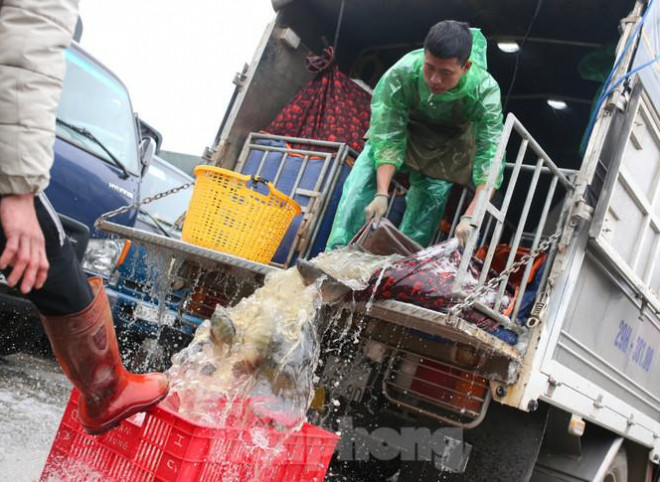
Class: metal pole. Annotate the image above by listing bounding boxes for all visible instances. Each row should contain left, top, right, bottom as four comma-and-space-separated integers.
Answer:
454, 115, 514, 293
235, 132, 255, 172
511, 115, 573, 189
505, 162, 576, 176
273, 153, 288, 185
494, 158, 543, 311
256, 149, 269, 177
245, 143, 337, 157
333, 0, 346, 53
303, 144, 348, 258
254, 132, 345, 149
511, 175, 559, 320
477, 138, 528, 286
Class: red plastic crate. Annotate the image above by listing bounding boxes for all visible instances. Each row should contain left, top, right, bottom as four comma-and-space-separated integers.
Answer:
41, 390, 338, 481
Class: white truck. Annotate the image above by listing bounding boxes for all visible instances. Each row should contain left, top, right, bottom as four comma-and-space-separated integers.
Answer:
102, 0, 660, 480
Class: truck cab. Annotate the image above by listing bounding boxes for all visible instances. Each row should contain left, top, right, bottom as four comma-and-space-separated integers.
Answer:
0, 41, 154, 354
52, 43, 145, 234
52, 42, 156, 266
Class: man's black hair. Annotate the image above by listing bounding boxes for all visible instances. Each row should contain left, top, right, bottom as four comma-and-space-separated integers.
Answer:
424, 20, 473, 65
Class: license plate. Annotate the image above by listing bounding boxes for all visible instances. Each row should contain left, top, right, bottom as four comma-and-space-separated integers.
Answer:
322, 355, 371, 403
134, 303, 176, 326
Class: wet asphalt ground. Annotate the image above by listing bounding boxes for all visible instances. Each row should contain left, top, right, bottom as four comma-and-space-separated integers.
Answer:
0, 353, 71, 482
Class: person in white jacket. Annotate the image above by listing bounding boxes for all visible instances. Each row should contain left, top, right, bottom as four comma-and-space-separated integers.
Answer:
0, 0, 169, 435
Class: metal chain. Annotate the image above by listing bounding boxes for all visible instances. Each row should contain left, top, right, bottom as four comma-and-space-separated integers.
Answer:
449, 229, 563, 316
94, 182, 194, 228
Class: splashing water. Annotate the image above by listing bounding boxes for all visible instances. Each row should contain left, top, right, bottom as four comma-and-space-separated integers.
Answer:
166, 248, 401, 434
127, 246, 183, 371
312, 248, 401, 290
143, 246, 182, 328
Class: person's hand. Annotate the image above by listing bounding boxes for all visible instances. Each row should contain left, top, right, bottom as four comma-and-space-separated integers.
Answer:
455, 215, 473, 249
364, 194, 389, 226
0, 194, 49, 294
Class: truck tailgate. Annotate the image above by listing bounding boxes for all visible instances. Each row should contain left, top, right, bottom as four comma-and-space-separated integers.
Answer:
353, 300, 523, 384
99, 220, 523, 382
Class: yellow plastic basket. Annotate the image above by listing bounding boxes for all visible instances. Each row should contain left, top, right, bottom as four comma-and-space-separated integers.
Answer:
181, 166, 301, 263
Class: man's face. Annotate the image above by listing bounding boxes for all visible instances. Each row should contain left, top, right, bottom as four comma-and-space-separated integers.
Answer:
423, 51, 472, 95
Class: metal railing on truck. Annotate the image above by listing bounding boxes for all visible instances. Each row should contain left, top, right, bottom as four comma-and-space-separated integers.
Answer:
357, 114, 578, 427
234, 133, 355, 268
447, 113, 577, 330
96, 115, 577, 344
234, 133, 407, 268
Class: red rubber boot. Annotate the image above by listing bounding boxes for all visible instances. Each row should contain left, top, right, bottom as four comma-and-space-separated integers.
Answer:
41, 277, 169, 435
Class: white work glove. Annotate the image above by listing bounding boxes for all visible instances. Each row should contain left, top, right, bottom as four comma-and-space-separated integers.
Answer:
455, 215, 473, 249
364, 194, 389, 226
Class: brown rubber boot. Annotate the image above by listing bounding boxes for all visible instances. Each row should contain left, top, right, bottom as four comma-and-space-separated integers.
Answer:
41, 277, 169, 435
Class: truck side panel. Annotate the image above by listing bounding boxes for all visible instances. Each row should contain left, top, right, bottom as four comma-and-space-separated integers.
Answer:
548, 85, 660, 425
525, 79, 660, 461
554, 250, 660, 422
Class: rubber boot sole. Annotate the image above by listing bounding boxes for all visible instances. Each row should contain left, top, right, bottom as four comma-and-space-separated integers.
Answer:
82, 388, 170, 436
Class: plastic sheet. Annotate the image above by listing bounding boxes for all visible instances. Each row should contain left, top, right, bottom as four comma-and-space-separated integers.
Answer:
368, 28, 504, 188
165, 249, 400, 432
360, 239, 515, 335
325, 145, 454, 249
166, 267, 320, 431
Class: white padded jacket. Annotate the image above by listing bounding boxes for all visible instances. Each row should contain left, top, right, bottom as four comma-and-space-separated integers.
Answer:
0, 0, 80, 194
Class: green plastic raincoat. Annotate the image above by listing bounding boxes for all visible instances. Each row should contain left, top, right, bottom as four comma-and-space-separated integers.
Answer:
327, 28, 504, 249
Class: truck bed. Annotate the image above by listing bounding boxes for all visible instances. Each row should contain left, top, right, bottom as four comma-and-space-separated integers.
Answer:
99, 220, 524, 384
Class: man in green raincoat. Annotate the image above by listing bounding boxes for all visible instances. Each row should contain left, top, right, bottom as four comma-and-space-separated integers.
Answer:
326, 20, 504, 250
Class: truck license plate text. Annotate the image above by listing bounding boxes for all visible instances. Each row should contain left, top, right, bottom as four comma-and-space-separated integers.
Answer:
614, 320, 654, 372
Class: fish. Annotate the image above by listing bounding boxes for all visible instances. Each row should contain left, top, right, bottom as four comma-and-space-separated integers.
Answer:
209, 305, 237, 347
296, 259, 352, 303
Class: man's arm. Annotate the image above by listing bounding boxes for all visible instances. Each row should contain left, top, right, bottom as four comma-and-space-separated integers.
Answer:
462, 184, 491, 218
368, 54, 417, 172
0, 0, 80, 293
470, 76, 505, 189
376, 164, 397, 196
363, 55, 417, 223
364, 163, 397, 224
455, 75, 505, 248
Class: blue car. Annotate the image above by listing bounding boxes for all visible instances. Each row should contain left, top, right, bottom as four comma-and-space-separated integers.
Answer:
0, 42, 155, 355
104, 157, 204, 369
